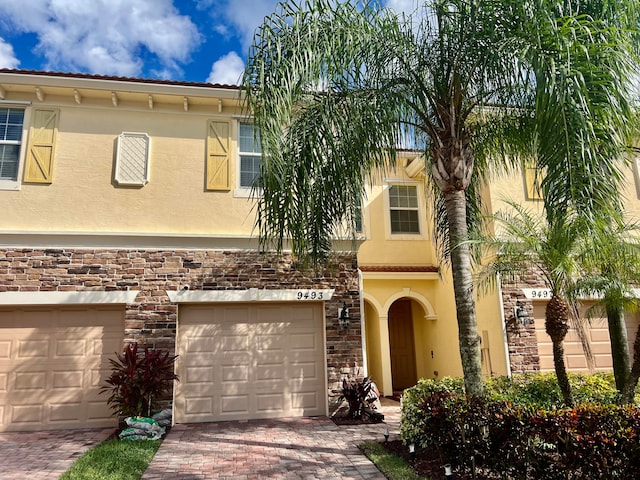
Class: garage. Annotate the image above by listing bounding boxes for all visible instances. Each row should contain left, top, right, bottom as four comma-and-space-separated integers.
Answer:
533, 301, 629, 373
0, 306, 123, 432
174, 302, 327, 423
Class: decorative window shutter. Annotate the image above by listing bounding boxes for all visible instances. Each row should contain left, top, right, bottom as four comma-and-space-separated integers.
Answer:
23, 108, 59, 184
115, 132, 150, 186
206, 120, 230, 190
524, 162, 543, 200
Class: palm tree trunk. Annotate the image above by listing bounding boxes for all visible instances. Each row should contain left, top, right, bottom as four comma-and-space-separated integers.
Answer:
443, 188, 483, 397
552, 340, 573, 407
606, 303, 630, 393
621, 325, 640, 404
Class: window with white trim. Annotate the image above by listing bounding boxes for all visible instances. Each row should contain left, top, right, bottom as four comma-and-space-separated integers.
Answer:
238, 122, 261, 188
389, 184, 420, 234
0, 107, 25, 181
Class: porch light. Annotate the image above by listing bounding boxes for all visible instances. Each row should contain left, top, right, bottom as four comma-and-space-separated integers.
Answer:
338, 302, 350, 329
513, 305, 531, 327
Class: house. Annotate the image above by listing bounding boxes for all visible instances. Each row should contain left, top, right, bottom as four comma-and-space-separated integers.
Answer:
1, 69, 632, 433
0, 69, 361, 432
488, 161, 640, 375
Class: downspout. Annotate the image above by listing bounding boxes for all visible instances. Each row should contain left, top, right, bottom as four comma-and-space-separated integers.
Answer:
497, 273, 512, 377
359, 268, 368, 376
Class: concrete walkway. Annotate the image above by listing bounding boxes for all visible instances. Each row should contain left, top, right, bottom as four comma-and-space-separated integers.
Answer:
142, 399, 402, 480
0, 427, 113, 480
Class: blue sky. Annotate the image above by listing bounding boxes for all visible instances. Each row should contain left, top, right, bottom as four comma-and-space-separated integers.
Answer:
0, 0, 416, 85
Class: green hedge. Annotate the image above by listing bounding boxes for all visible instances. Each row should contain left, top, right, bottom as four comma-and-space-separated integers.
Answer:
400, 374, 640, 479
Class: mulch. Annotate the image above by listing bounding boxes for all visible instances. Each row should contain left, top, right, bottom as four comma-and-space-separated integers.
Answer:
380, 440, 501, 479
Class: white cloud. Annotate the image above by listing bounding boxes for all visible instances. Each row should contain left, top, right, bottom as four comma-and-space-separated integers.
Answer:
0, 37, 19, 68
207, 51, 245, 85
0, 0, 201, 77
384, 0, 420, 16
202, 0, 278, 54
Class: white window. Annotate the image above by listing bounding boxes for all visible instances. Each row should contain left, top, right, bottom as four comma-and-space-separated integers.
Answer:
389, 184, 420, 234
238, 122, 261, 188
114, 132, 150, 186
0, 107, 25, 182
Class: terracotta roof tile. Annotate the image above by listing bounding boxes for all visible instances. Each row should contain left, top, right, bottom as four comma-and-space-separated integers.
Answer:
359, 265, 439, 273
0, 68, 240, 90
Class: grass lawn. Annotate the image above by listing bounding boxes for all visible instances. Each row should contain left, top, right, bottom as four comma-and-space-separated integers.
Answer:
359, 441, 427, 480
60, 438, 161, 480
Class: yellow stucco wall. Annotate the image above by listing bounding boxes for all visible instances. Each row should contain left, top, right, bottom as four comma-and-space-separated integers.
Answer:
4, 103, 259, 235
358, 157, 510, 394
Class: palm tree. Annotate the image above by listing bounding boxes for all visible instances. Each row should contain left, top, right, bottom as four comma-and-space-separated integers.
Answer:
576, 215, 640, 396
478, 201, 588, 406
242, 0, 638, 396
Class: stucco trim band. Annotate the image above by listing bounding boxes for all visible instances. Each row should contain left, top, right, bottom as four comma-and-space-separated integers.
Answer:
168, 288, 335, 303
0, 290, 139, 305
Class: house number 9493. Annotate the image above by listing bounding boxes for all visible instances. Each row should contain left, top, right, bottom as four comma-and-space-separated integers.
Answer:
296, 290, 324, 300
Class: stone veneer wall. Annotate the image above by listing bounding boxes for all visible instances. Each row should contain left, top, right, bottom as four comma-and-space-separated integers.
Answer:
0, 248, 362, 410
500, 269, 550, 374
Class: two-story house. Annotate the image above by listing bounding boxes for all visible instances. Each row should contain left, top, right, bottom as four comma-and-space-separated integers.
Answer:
3, 68, 632, 434
0, 69, 365, 432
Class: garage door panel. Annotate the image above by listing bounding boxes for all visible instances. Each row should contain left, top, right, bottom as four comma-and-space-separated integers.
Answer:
0, 306, 123, 432
11, 404, 44, 426
221, 363, 248, 382
49, 402, 83, 423
221, 394, 251, 415
290, 361, 319, 380
256, 393, 284, 414
176, 302, 326, 423
52, 370, 84, 389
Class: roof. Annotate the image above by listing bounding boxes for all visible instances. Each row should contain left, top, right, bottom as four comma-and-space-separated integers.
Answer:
0, 68, 240, 90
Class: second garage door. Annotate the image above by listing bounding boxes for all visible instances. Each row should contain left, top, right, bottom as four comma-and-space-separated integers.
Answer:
0, 306, 123, 432
175, 302, 326, 423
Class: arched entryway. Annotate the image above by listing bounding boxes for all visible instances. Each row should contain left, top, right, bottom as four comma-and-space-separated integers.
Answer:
389, 299, 418, 391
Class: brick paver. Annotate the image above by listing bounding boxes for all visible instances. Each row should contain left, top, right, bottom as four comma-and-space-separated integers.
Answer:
0, 427, 113, 479
143, 399, 401, 480
0, 400, 400, 479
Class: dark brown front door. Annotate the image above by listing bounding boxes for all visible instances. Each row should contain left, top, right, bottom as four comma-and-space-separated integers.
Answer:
389, 299, 417, 390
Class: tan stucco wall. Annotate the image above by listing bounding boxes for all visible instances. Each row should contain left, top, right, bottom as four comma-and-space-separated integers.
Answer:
4, 101, 259, 236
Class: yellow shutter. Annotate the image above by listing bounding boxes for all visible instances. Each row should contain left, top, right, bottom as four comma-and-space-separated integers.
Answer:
23, 108, 59, 184
206, 120, 230, 190
524, 162, 543, 200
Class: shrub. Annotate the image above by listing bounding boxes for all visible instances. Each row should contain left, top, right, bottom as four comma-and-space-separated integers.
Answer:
400, 378, 640, 479
101, 343, 179, 417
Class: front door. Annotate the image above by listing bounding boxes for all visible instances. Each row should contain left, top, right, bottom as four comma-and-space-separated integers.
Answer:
389, 299, 417, 390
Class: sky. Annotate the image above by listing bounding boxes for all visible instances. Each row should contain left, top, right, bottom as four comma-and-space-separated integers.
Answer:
0, 0, 418, 85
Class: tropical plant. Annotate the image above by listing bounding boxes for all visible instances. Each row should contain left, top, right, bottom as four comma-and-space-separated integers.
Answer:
242, 0, 639, 397
101, 343, 179, 417
477, 201, 590, 406
575, 215, 640, 396
337, 375, 383, 421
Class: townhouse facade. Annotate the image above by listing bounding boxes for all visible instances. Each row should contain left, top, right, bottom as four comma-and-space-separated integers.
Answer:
0, 69, 635, 433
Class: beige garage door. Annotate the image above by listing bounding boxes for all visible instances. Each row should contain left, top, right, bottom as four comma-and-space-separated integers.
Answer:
534, 301, 614, 373
0, 306, 123, 432
175, 302, 326, 423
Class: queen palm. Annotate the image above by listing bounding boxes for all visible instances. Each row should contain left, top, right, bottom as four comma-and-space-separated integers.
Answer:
242, 0, 638, 396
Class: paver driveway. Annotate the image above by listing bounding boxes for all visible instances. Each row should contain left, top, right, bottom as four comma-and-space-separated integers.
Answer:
142, 399, 401, 480
0, 427, 113, 480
